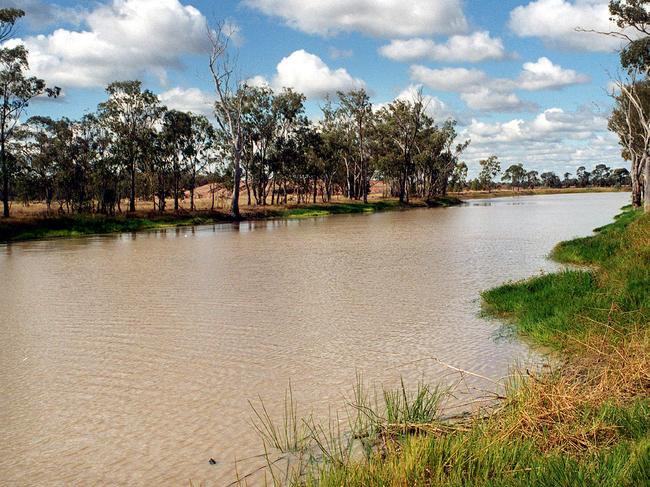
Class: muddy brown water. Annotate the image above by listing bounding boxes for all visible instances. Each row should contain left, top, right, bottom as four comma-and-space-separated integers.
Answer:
0, 192, 630, 486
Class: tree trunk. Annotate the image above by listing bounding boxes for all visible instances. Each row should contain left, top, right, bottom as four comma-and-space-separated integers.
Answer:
129, 155, 136, 212
632, 156, 642, 208
231, 150, 242, 218
643, 158, 650, 213
1, 138, 8, 218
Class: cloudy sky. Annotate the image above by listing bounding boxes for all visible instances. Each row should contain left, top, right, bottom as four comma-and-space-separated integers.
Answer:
4, 0, 631, 175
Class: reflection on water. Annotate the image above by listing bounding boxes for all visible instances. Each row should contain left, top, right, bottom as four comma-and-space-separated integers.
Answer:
0, 193, 630, 486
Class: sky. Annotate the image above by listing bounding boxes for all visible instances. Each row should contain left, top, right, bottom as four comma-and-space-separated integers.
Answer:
2, 0, 634, 176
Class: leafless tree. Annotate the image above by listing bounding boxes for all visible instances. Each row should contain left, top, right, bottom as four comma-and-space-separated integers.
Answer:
610, 74, 650, 210
208, 22, 245, 218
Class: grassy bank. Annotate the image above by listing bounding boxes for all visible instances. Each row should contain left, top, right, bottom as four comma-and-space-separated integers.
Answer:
0, 197, 461, 243
263, 207, 649, 486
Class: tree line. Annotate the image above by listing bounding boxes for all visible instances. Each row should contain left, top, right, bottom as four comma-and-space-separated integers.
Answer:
450, 158, 631, 193
0, 10, 639, 220
1, 13, 471, 218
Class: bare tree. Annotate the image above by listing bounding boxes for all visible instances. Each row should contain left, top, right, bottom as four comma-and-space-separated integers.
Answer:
208, 22, 245, 219
609, 75, 650, 210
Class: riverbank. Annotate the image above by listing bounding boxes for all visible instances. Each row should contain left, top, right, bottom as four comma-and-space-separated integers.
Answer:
287, 206, 649, 485
0, 197, 461, 243
453, 186, 630, 200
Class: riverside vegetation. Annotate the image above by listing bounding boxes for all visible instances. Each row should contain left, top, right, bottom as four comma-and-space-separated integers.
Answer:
0, 197, 463, 243
247, 206, 649, 486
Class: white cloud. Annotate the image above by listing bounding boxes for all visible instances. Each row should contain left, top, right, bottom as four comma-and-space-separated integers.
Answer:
410, 58, 588, 112
509, 0, 630, 52
517, 57, 590, 90
460, 106, 624, 174
379, 31, 507, 63
409, 66, 531, 112
246, 75, 271, 88
460, 89, 532, 112
243, 0, 468, 37
254, 50, 366, 99
329, 47, 353, 60
3, 0, 85, 28
159, 87, 214, 117
7, 0, 210, 88
393, 84, 455, 120
409, 66, 488, 92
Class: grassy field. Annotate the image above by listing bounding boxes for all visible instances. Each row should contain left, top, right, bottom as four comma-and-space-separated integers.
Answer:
0, 197, 462, 243
257, 206, 649, 486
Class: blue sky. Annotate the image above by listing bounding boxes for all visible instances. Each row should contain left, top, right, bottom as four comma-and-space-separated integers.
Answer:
4, 0, 631, 175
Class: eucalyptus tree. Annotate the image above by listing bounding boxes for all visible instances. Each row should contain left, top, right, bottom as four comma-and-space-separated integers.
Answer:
449, 161, 468, 192
478, 156, 501, 192
187, 113, 215, 211
271, 88, 309, 204
416, 119, 469, 199
525, 170, 540, 188
209, 22, 245, 218
161, 109, 193, 211
337, 89, 373, 202
0, 24, 48, 216
501, 163, 526, 190
21, 116, 58, 212
240, 85, 277, 205
317, 99, 348, 202
375, 98, 427, 203
0, 8, 24, 42
606, 1, 650, 210
98, 81, 163, 212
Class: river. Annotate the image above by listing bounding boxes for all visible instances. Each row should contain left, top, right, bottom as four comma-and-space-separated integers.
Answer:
0, 192, 630, 486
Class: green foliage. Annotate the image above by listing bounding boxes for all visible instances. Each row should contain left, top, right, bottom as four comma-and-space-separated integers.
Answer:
483, 207, 648, 348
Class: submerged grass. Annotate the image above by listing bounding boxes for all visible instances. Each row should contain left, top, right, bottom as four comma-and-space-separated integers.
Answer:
247, 206, 650, 486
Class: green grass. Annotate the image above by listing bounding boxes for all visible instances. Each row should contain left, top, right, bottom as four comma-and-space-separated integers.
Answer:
258, 206, 650, 486
280, 198, 462, 219
0, 214, 223, 242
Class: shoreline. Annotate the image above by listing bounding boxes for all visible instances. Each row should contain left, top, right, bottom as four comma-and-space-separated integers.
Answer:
0, 188, 628, 244
298, 206, 648, 486
0, 197, 461, 243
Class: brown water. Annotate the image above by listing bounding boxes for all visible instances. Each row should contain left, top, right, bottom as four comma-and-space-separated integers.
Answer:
0, 192, 630, 486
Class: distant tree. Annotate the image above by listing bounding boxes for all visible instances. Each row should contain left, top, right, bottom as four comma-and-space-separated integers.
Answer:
541, 171, 562, 188
501, 163, 526, 190
98, 81, 163, 213
576, 166, 591, 187
591, 163, 611, 186
611, 167, 632, 186
524, 170, 540, 188
478, 155, 501, 192
449, 161, 468, 192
